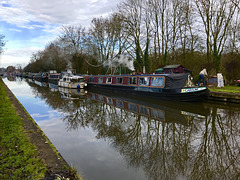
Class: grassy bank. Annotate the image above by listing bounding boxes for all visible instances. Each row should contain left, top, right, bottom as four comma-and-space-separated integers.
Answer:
208, 85, 240, 93
0, 80, 46, 179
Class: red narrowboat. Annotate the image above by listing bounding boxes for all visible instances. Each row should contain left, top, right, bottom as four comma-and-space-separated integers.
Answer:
84, 73, 209, 101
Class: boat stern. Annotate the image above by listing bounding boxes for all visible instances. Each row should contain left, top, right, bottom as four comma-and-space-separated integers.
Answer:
180, 86, 209, 101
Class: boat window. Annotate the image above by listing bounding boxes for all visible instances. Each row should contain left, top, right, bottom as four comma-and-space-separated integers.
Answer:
151, 109, 164, 120
90, 94, 95, 100
128, 103, 138, 112
50, 75, 58, 78
98, 77, 103, 83
128, 77, 137, 85
151, 77, 165, 87
90, 77, 94, 82
71, 79, 80, 82
116, 77, 123, 84
78, 78, 84, 82
99, 95, 104, 101
107, 98, 113, 104
63, 78, 66, 81
139, 106, 150, 116
116, 100, 124, 108
139, 77, 149, 86
106, 77, 112, 83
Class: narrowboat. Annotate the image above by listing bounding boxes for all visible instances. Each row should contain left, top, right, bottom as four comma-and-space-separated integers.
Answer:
48, 70, 61, 85
58, 74, 87, 89
33, 72, 48, 82
84, 73, 209, 101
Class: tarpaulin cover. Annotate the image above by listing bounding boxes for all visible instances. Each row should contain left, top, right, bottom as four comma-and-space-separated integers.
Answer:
164, 73, 188, 89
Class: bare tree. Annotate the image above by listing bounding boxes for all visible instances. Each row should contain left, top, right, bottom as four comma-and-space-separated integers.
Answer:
118, 0, 152, 72
59, 25, 86, 54
89, 14, 127, 74
195, 0, 238, 72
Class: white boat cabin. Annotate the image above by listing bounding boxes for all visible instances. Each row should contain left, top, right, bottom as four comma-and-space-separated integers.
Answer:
58, 75, 87, 89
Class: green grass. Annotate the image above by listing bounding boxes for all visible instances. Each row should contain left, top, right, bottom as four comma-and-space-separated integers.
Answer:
0, 80, 46, 179
208, 85, 240, 93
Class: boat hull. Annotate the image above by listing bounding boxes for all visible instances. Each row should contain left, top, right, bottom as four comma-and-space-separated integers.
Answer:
58, 81, 86, 89
48, 78, 59, 85
86, 83, 209, 102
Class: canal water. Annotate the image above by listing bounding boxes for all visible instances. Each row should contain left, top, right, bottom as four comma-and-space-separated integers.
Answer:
3, 77, 240, 180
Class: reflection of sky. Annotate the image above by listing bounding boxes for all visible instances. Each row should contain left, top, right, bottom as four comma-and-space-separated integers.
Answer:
3, 78, 58, 121
3, 78, 146, 180
38, 118, 146, 180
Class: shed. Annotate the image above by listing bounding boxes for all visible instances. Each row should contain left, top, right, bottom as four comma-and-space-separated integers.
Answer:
162, 64, 192, 75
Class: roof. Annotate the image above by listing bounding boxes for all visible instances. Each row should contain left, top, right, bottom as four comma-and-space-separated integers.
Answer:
163, 64, 182, 69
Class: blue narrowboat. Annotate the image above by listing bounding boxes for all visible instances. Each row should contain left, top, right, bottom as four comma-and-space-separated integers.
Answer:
84, 73, 209, 101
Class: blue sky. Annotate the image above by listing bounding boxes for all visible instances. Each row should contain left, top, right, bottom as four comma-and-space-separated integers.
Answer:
0, 0, 121, 68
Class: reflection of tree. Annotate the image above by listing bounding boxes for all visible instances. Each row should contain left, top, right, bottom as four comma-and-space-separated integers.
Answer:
79, 100, 239, 180
191, 105, 240, 180
25, 80, 240, 180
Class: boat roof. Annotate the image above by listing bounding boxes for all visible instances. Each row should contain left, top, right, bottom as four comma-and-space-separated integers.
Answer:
84, 73, 188, 77
85, 73, 189, 89
62, 74, 84, 79
163, 64, 182, 69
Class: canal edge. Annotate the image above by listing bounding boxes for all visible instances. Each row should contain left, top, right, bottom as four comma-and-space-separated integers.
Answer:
0, 78, 82, 179
208, 91, 240, 104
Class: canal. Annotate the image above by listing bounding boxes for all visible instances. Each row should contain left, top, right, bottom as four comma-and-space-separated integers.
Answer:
3, 77, 240, 180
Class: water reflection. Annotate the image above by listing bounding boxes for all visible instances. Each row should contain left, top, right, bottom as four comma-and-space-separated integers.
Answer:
6, 77, 240, 180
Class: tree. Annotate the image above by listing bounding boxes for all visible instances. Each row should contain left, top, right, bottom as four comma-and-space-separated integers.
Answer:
0, 34, 5, 55
90, 13, 128, 74
59, 25, 87, 72
118, 0, 152, 72
6, 66, 15, 73
195, 0, 238, 72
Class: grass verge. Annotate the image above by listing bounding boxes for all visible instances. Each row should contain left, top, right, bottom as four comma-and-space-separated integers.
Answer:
0, 80, 46, 179
208, 86, 240, 93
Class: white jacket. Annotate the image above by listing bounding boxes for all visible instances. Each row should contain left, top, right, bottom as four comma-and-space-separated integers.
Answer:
199, 68, 207, 76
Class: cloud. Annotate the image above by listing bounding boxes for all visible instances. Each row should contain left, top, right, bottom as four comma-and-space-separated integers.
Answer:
9, 28, 22, 32
0, 0, 123, 68
0, 46, 42, 67
1, 0, 121, 27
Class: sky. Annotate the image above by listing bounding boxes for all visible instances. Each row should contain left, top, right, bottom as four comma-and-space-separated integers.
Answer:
0, 0, 122, 68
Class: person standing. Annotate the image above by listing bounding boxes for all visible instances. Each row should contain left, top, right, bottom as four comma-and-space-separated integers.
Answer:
198, 67, 208, 86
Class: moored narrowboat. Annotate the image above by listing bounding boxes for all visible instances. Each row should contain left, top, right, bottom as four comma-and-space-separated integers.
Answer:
48, 71, 61, 85
84, 73, 209, 101
34, 72, 48, 82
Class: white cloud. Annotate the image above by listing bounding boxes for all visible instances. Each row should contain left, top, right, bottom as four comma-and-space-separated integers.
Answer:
0, 46, 41, 67
0, 0, 123, 68
2, 0, 121, 27
9, 28, 22, 32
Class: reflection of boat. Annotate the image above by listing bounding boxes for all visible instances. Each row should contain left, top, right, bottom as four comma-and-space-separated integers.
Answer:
34, 80, 48, 87
49, 83, 59, 92
59, 87, 87, 99
84, 73, 209, 101
86, 89, 210, 125
58, 70, 87, 89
